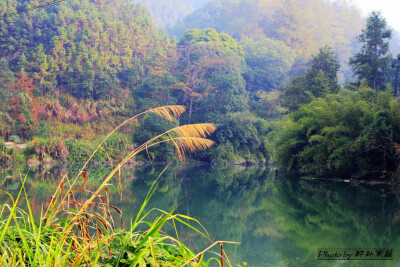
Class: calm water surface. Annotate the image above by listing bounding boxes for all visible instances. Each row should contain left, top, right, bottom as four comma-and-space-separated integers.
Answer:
1, 163, 399, 266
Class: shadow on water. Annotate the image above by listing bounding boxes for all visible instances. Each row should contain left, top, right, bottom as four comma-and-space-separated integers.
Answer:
1, 163, 400, 266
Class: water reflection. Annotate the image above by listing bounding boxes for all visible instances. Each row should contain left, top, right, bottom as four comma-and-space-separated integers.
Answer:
0, 164, 399, 266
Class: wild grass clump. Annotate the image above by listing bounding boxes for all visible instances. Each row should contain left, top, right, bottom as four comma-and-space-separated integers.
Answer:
0, 138, 10, 164
0, 139, 26, 164
28, 137, 69, 162
0, 105, 239, 266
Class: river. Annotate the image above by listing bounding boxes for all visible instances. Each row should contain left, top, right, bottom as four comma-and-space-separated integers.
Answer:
0, 163, 399, 266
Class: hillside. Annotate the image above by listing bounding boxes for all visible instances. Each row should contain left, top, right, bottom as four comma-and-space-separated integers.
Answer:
169, 0, 364, 81
0, 0, 174, 139
132, 0, 209, 28
0, 0, 399, 170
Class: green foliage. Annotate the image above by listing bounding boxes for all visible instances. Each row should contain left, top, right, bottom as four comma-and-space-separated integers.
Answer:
240, 36, 295, 92
28, 137, 69, 161
269, 87, 400, 179
132, 115, 177, 162
0, 139, 25, 164
179, 28, 244, 58
170, 0, 363, 80
64, 138, 107, 162
11, 148, 26, 163
0, 0, 173, 100
349, 11, 393, 92
0, 139, 10, 164
309, 46, 341, 93
8, 135, 20, 144
176, 29, 247, 124
202, 112, 268, 164
0, 112, 13, 139
250, 90, 285, 119
132, 73, 177, 111
281, 46, 341, 112
0, 139, 5, 152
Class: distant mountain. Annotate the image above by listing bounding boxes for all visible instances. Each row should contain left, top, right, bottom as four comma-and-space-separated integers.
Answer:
132, 0, 209, 28
168, 0, 364, 81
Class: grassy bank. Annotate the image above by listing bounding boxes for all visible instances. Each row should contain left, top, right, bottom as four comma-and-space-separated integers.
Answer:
0, 106, 240, 266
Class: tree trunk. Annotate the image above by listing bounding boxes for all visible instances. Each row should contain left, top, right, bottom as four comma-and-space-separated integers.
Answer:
188, 96, 193, 124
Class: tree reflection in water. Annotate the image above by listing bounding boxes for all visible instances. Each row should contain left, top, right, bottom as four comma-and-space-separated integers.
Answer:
1, 164, 400, 266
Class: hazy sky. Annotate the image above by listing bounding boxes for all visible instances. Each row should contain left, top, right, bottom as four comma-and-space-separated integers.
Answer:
353, 0, 400, 32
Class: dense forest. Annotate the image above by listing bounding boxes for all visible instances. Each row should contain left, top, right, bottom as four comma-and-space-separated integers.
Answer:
0, 0, 400, 180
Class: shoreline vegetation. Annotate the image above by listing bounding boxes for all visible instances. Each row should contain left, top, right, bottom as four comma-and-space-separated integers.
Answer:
1, 0, 400, 265
0, 105, 243, 266
0, 137, 268, 167
1, 0, 399, 182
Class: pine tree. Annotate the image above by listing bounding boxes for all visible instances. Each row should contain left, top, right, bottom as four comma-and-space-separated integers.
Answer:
349, 11, 392, 92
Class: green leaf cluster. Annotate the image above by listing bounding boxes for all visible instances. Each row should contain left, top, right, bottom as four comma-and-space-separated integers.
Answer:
268, 86, 400, 179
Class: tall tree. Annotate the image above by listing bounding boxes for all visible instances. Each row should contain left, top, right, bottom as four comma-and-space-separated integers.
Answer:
174, 29, 247, 123
240, 36, 295, 92
349, 11, 392, 92
281, 46, 340, 111
309, 46, 341, 94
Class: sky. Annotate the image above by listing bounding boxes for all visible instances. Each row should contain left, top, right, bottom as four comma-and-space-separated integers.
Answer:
352, 0, 400, 32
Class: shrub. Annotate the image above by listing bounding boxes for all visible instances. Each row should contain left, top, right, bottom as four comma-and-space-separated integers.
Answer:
29, 137, 69, 161
132, 114, 177, 162
9, 135, 21, 144
200, 112, 268, 164
0, 138, 6, 151
0, 138, 11, 164
64, 138, 108, 162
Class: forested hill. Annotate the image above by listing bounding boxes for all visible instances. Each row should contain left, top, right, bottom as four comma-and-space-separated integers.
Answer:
134, 0, 400, 74
1, 0, 400, 181
0, 0, 176, 143
169, 0, 364, 81
0, 0, 174, 99
132, 0, 209, 28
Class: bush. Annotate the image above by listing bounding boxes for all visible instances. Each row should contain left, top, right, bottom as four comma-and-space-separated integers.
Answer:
64, 139, 107, 162
0, 138, 6, 152
101, 133, 131, 160
267, 87, 400, 179
9, 135, 21, 144
132, 114, 177, 162
199, 112, 268, 164
29, 137, 69, 161
0, 138, 11, 164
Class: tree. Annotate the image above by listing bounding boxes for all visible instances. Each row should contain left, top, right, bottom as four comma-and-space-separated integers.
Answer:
174, 29, 247, 123
281, 46, 340, 112
0, 0, 174, 100
309, 46, 340, 93
270, 87, 400, 179
240, 36, 295, 92
349, 11, 392, 92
